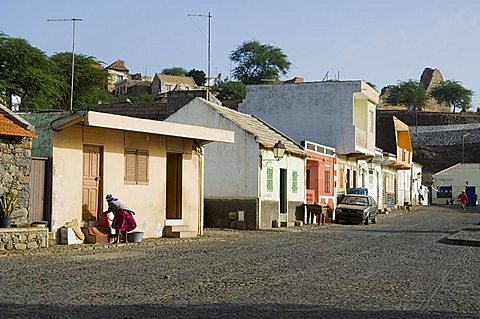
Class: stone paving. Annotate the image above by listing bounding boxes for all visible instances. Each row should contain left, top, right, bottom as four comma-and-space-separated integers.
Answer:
0, 205, 479, 318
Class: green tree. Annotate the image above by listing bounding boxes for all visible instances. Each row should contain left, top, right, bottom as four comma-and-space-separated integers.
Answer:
0, 33, 64, 110
429, 80, 473, 113
50, 52, 109, 110
161, 67, 188, 76
230, 40, 291, 84
187, 69, 206, 86
384, 80, 427, 111
212, 79, 246, 100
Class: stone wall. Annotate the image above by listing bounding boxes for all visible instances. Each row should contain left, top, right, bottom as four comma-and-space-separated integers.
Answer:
0, 228, 48, 251
0, 136, 33, 224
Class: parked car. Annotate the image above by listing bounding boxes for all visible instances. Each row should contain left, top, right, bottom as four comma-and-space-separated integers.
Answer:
335, 195, 378, 225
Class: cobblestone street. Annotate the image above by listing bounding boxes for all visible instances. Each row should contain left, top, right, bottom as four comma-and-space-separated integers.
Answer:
0, 205, 479, 318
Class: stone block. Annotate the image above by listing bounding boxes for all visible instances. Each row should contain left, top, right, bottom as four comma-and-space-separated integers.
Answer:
14, 243, 27, 250
6, 243, 14, 250
27, 242, 38, 249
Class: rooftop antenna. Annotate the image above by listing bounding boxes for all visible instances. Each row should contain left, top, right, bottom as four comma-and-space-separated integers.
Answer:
188, 12, 212, 101
323, 72, 329, 81
337, 70, 340, 80
47, 18, 83, 112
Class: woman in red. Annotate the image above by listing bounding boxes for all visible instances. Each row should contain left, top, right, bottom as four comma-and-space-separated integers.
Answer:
104, 194, 137, 242
458, 191, 468, 213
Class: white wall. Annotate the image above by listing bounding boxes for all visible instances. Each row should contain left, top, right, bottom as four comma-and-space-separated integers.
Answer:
432, 163, 480, 204
165, 99, 259, 199
239, 81, 378, 155
259, 149, 305, 202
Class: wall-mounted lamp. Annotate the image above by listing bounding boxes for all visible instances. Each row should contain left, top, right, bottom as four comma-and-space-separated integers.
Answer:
261, 140, 286, 166
192, 139, 203, 156
272, 140, 286, 161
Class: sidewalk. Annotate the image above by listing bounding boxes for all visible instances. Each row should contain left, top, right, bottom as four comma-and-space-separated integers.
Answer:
444, 222, 480, 247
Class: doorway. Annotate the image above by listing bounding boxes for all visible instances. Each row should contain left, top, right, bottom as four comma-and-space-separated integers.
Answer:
466, 186, 476, 206
82, 145, 102, 222
166, 153, 182, 219
280, 168, 287, 214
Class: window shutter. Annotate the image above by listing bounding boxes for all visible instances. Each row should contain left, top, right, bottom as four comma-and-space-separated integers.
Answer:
325, 171, 331, 193
137, 150, 149, 183
125, 149, 137, 182
292, 171, 298, 193
267, 167, 273, 192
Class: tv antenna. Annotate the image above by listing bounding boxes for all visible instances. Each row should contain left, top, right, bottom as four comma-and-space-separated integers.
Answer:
188, 12, 212, 100
47, 18, 83, 111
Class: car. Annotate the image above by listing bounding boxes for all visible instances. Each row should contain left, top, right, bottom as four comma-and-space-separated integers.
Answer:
335, 194, 378, 225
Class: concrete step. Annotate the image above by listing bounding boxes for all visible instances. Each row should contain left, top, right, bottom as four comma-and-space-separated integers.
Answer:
164, 225, 197, 238
280, 221, 296, 227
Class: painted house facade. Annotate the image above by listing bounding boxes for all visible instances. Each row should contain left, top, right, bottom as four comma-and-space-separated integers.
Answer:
238, 80, 379, 204
376, 116, 415, 207
165, 98, 306, 229
24, 111, 233, 239
302, 140, 336, 214
151, 74, 198, 96
431, 163, 480, 205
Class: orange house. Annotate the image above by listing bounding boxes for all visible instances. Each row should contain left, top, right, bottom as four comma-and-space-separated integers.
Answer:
302, 141, 337, 220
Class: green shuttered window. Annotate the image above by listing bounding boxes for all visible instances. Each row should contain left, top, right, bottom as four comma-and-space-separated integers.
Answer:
267, 167, 273, 192
292, 171, 298, 193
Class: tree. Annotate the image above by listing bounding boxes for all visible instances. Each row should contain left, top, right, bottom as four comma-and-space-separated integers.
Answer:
187, 69, 206, 86
161, 67, 188, 76
0, 33, 64, 110
230, 40, 291, 84
429, 80, 473, 113
384, 80, 427, 111
212, 78, 246, 100
50, 53, 109, 110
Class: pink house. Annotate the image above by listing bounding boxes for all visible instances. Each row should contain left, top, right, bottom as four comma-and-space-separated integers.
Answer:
303, 141, 336, 221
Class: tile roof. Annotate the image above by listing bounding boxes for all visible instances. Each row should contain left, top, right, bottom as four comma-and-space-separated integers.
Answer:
106, 59, 129, 72
201, 99, 305, 156
0, 115, 36, 138
157, 74, 196, 85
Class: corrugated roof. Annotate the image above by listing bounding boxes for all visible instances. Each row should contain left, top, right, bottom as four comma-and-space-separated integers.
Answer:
0, 115, 36, 138
200, 98, 305, 156
157, 74, 196, 85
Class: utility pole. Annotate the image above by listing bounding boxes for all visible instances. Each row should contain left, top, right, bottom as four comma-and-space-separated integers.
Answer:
47, 18, 83, 111
188, 12, 211, 101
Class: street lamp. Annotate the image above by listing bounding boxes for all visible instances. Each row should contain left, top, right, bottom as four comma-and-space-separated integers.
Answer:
462, 132, 471, 163
272, 141, 286, 161
47, 18, 83, 111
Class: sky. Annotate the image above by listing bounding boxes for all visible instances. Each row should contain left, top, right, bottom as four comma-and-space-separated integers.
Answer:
2, 0, 480, 107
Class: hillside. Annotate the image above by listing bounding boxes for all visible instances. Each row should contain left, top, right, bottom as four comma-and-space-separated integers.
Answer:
377, 110, 480, 180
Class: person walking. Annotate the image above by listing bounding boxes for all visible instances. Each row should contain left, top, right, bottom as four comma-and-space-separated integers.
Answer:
104, 194, 137, 243
458, 191, 468, 213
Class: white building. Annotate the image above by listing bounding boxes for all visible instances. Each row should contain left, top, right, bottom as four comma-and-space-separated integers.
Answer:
431, 163, 480, 205
238, 80, 379, 201
165, 98, 306, 229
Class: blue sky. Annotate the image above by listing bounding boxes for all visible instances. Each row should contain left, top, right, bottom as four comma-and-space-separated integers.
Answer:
2, 0, 480, 106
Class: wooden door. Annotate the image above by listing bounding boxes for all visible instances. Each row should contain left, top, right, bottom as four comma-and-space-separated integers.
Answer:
166, 153, 182, 219
82, 145, 102, 222
29, 157, 47, 222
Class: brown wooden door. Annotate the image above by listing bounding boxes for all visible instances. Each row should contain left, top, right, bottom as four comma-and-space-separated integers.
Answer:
82, 145, 102, 222
166, 153, 182, 219
29, 157, 47, 222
